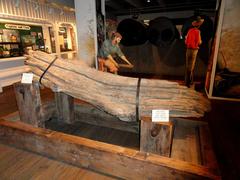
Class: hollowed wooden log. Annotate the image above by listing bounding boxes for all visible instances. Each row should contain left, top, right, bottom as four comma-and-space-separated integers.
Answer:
25, 51, 211, 122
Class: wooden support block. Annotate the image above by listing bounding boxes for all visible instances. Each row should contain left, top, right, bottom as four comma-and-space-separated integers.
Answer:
140, 117, 173, 157
14, 82, 44, 127
55, 92, 74, 124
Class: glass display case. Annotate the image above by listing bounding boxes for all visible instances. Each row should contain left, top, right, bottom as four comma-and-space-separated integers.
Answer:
0, 23, 45, 58
0, 29, 22, 58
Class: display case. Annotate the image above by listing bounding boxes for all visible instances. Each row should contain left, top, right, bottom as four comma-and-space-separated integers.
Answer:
0, 28, 22, 58
205, 0, 240, 101
0, 23, 45, 58
0, 42, 22, 58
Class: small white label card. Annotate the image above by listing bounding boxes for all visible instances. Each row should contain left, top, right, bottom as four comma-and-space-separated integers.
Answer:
21, 73, 33, 84
152, 109, 169, 122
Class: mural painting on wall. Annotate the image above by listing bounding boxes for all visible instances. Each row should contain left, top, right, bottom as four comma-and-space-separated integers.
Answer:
213, 0, 240, 99
96, 0, 105, 49
106, 19, 118, 39
97, 12, 105, 49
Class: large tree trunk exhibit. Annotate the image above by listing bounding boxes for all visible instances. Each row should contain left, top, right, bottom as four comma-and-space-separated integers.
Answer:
26, 51, 210, 122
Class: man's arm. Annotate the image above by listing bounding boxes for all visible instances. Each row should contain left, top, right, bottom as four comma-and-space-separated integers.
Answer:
107, 54, 119, 68
115, 46, 133, 67
120, 55, 133, 67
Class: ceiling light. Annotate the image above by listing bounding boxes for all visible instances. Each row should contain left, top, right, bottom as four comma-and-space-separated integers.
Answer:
147, 0, 151, 2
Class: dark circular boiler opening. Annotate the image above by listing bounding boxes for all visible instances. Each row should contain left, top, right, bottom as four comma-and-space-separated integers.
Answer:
161, 29, 174, 42
148, 29, 158, 42
148, 17, 178, 47
117, 19, 147, 46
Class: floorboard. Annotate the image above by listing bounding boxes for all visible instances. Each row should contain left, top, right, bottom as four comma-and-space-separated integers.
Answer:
171, 122, 200, 164
0, 144, 117, 180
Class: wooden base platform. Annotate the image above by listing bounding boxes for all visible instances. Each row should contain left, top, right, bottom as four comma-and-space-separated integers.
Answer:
0, 118, 220, 179
0, 83, 220, 179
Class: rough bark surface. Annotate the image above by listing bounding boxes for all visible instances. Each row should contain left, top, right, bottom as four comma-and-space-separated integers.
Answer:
26, 51, 210, 121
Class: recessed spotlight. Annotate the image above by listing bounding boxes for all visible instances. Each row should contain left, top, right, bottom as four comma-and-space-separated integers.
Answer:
147, 0, 151, 2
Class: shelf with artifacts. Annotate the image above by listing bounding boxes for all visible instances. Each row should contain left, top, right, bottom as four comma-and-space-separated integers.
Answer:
0, 42, 23, 58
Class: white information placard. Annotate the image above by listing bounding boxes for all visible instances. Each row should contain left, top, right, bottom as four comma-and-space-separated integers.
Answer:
21, 73, 33, 84
152, 109, 169, 122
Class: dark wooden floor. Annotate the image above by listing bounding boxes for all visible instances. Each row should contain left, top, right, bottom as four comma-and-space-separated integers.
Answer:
0, 144, 117, 180
1, 85, 240, 179
206, 100, 240, 180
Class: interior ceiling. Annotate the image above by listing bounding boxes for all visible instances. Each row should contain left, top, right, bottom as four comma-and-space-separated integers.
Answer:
105, 0, 217, 16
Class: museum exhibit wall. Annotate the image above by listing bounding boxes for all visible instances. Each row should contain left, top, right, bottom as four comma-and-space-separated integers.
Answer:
206, 0, 240, 100
103, 10, 215, 80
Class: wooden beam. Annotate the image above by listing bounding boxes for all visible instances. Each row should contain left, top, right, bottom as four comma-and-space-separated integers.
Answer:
55, 92, 74, 124
14, 82, 44, 128
199, 125, 219, 169
0, 119, 220, 179
140, 117, 173, 157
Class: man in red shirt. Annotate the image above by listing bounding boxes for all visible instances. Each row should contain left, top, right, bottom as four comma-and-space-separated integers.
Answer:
185, 16, 204, 88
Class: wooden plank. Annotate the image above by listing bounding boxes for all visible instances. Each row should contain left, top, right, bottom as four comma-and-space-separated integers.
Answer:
171, 119, 201, 164
0, 119, 220, 179
140, 117, 173, 157
1, 151, 43, 178
199, 125, 219, 170
194, 127, 203, 165
13, 82, 44, 127
55, 92, 74, 124
0, 144, 116, 179
1, 111, 20, 122
0, 148, 23, 173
